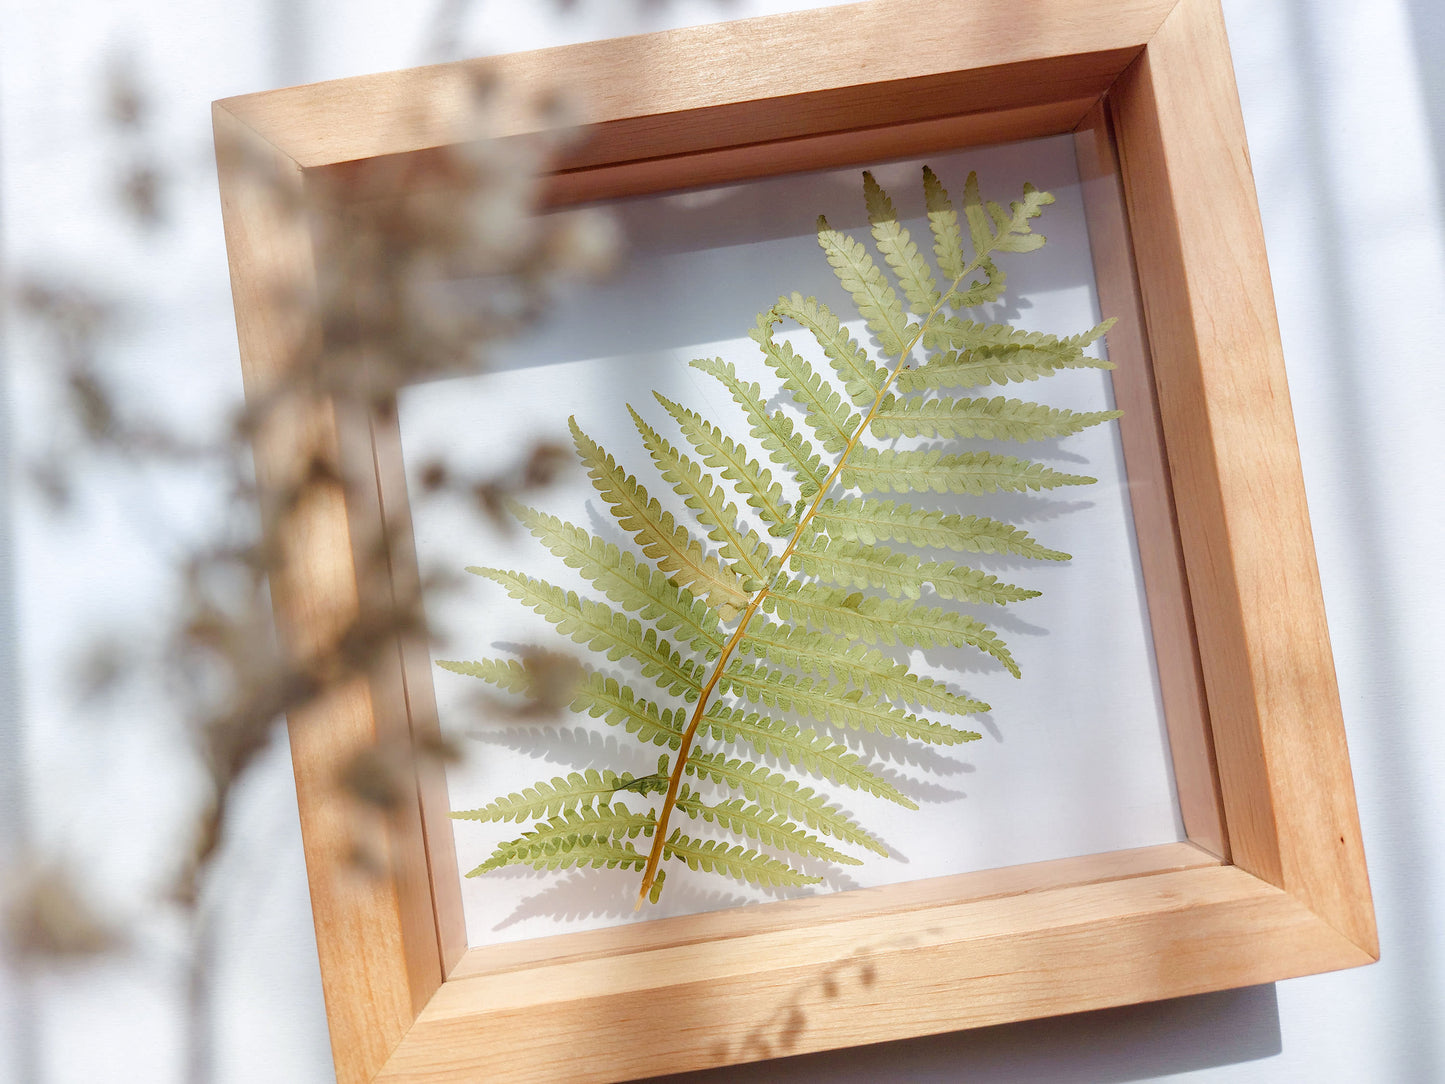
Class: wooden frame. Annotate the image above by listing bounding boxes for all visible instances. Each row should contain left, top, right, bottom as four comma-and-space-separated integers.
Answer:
212, 1, 1376, 1080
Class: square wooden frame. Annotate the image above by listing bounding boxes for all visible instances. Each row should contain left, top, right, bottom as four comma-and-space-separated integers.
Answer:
212, 1, 1377, 1080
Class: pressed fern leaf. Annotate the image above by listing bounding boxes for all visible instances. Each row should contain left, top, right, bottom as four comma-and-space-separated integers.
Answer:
445, 166, 1119, 906
811, 497, 1070, 561
676, 786, 862, 865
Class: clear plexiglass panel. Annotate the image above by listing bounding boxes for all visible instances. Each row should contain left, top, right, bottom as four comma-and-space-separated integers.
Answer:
397, 133, 1183, 949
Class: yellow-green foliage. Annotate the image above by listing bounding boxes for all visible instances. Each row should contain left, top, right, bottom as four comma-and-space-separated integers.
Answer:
444, 167, 1120, 905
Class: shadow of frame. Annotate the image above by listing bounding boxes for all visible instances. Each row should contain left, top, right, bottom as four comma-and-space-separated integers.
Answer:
643, 983, 1281, 1083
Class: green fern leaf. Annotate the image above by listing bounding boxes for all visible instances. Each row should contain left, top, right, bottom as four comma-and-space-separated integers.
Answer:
449, 166, 1120, 905
922, 164, 966, 280
916, 317, 1114, 369
452, 769, 631, 823
748, 313, 860, 454
720, 658, 972, 748
816, 214, 915, 358
676, 786, 861, 865
764, 580, 1020, 677
573, 673, 687, 748
871, 395, 1122, 441
570, 418, 750, 617
790, 533, 1039, 604
964, 171, 1055, 255
439, 657, 688, 748
842, 447, 1095, 495
811, 497, 1070, 561
630, 406, 776, 582
468, 804, 655, 876
662, 829, 821, 889
691, 357, 827, 499
737, 617, 988, 719
685, 751, 887, 856
863, 170, 940, 314
652, 392, 793, 529
470, 569, 704, 699
699, 702, 912, 805
509, 504, 724, 655
770, 292, 885, 409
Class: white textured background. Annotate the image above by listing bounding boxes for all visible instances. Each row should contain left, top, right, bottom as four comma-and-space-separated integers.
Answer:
2, 1, 1442, 1081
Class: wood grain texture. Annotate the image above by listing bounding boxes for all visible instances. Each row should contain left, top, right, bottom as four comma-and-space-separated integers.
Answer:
1073, 103, 1227, 858
213, 104, 444, 1080
216, 0, 1176, 173
538, 97, 1102, 208
367, 404, 468, 975
1107, 0, 1376, 954
379, 864, 1370, 1083
453, 841, 1218, 982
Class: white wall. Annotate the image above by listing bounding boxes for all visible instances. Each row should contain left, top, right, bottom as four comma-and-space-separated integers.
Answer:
2, 1, 1441, 1081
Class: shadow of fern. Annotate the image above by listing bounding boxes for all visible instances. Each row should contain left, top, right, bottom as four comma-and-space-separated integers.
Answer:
842, 730, 977, 775
495, 868, 754, 931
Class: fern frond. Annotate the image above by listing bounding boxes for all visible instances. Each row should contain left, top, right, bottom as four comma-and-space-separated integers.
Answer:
811, 497, 1070, 561
438, 656, 531, 696
700, 702, 912, 805
765, 580, 1020, 677
770, 293, 885, 410
451, 166, 1119, 906
569, 418, 750, 617
468, 804, 654, 876
914, 317, 1114, 370
508, 504, 724, 654
676, 786, 861, 865
871, 395, 1122, 441
790, 534, 1039, 605
922, 164, 965, 280
737, 617, 989, 719
749, 313, 859, 454
964, 170, 1055, 255
653, 392, 793, 530
571, 672, 687, 748
470, 569, 704, 698
685, 751, 887, 855
816, 214, 915, 358
841, 447, 1096, 495
662, 830, 821, 889
721, 658, 972, 748
438, 656, 688, 748
863, 171, 940, 314
452, 769, 631, 823
629, 406, 776, 583
691, 357, 827, 499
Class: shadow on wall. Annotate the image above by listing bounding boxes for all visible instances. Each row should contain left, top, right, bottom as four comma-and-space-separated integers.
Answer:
1405, 0, 1445, 204
643, 984, 1282, 1084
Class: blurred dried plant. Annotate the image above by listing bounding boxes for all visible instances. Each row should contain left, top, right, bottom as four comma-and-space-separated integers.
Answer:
3, 46, 618, 1084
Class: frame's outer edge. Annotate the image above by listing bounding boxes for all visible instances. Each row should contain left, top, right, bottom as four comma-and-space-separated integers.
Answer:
214, 0, 1178, 171
212, 103, 444, 1082
1108, 0, 1376, 954
376, 864, 1372, 1083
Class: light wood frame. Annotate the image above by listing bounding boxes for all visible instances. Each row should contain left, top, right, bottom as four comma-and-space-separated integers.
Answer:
212, 1, 1376, 1080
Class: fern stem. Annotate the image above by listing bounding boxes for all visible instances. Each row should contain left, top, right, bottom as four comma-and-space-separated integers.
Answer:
634, 254, 988, 908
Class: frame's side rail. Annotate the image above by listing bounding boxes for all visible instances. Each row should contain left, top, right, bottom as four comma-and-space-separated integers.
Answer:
1072, 103, 1226, 858
381, 865, 1371, 1083
366, 402, 469, 975
1107, 0, 1375, 954
212, 104, 443, 1082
